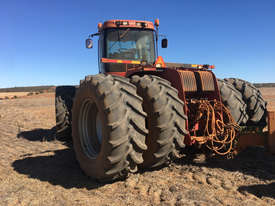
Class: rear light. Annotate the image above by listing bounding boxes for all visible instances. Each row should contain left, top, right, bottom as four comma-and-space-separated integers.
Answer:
156, 63, 162, 68
154, 19, 159, 27
154, 56, 166, 68
98, 22, 102, 31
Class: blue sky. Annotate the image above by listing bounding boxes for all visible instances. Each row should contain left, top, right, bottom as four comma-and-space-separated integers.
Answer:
1, 0, 275, 88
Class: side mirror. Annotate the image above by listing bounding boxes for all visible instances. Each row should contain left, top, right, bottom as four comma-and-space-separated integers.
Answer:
161, 38, 168, 48
86, 38, 93, 49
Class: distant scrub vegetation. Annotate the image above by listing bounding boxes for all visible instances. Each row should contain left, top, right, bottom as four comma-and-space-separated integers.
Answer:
0, 86, 56, 93
0, 83, 274, 93
254, 83, 275, 88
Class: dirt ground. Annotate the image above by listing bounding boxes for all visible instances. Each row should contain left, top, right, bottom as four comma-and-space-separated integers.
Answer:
0, 89, 274, 206
0, 92, 30, 99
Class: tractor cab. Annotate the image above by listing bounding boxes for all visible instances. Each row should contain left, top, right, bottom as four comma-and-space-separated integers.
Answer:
86, 19, 166, 74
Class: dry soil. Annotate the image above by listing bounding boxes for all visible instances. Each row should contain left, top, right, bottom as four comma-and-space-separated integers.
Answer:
0, 92, 30, 99
0, 89, 274, 206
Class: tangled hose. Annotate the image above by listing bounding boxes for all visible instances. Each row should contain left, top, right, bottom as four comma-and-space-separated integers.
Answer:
188, 100, 240, 156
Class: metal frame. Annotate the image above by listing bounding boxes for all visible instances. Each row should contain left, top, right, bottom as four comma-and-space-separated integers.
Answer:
235, 111, 275, 154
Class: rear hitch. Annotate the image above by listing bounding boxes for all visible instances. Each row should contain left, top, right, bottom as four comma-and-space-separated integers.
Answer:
235, 111, 275, 155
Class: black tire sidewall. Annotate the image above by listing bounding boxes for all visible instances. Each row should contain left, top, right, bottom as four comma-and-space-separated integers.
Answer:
72, 83, 111, 180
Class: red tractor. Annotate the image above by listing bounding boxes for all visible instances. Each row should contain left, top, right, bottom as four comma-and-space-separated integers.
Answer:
55, 19, 273, 182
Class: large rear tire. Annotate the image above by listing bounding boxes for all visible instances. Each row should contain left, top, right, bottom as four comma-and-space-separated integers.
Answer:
131, 75, 188, 169
72, 74, 147, 181
55, 86, 76, 140
217, 79, 249, 125
224, 78, 267, 126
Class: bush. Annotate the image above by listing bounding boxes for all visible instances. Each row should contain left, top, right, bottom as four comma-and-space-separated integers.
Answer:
27, 92, 34, 96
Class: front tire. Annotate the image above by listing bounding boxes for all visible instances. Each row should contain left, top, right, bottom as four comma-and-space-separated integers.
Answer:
131, 75, 188, 169
72, 74, 147, 181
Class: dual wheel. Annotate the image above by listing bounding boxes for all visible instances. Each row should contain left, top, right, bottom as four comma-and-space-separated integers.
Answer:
71, 74, 187, 181
56, 75, 267, 181
217, 78, 267, 127
55, 86, 76, 140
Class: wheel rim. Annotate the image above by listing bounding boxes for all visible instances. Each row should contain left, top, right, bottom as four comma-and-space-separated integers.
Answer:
79, 98, 102, 159
96, 112, 102, 144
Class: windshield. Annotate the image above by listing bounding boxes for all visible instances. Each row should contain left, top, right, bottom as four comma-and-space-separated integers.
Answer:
105, 28, 155, 64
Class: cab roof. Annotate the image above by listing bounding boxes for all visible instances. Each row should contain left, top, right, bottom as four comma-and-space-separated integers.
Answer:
100, 20, 155, 31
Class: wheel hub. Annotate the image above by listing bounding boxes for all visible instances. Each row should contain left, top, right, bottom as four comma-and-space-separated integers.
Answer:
79, 98, 102, 159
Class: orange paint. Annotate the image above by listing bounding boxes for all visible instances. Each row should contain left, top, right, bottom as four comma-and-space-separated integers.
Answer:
102, 20, 155, 30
